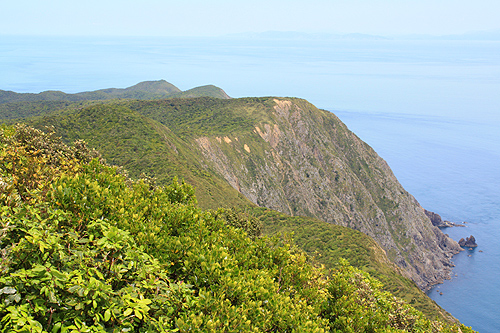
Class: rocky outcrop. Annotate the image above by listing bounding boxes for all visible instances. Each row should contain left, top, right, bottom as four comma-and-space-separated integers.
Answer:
195, 98, 462, 291
425, 210, 446, 227
424, 209, 466, 228
459, 235, 478, 248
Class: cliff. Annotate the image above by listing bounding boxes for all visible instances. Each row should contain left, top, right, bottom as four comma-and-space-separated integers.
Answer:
191, 98, 461, 289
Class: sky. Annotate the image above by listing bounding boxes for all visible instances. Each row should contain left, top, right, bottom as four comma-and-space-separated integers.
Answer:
2, 0, 500, 37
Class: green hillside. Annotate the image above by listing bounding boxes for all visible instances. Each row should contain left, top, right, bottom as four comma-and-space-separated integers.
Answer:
170, 85, 231, 99
0, 81, 471, 327
63, 97, 460, 290
7, 97, 456, 323
27, 102, 249, 210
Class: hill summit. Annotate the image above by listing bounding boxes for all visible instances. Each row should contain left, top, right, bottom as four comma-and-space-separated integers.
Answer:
0, 80, 230, 104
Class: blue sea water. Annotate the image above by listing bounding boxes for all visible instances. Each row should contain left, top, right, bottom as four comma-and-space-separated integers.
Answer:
1, 35, 499, 331
335, 110, 500, 332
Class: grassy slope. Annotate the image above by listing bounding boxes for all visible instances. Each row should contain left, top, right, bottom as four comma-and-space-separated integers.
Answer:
170, 85, 231, 99
4, 97, 455, 323
24, 103, 249, 210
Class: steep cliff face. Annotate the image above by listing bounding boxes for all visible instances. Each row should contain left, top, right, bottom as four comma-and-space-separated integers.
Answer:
195, 97, 461, 290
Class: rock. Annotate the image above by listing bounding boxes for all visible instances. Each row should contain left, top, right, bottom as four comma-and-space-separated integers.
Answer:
424, 210, 465, 227
458, 235, 478, 248
444, 220, 466, 227
424, 209, 445, 227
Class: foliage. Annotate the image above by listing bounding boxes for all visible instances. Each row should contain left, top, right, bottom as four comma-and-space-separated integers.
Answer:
21, 102, 250, 211
253, 207, 456, 323
0, 125, 329, 332
321, 260, 465, 333
213, 207, 263, 239
2, 97, 471, 325
0, 101, 71, 121
126, 98, 257, 139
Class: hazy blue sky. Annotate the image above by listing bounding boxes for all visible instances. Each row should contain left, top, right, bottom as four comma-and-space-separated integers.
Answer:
2, 0, 500, 36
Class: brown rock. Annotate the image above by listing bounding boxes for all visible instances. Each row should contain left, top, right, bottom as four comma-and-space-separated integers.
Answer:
458, 235, 478, 248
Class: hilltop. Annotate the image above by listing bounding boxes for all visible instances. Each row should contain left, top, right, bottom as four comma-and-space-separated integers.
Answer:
0, 80, 230, 105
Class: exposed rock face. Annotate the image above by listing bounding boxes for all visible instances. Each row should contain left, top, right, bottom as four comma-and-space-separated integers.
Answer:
459, 235, 478, 248
195, 98, 461, 290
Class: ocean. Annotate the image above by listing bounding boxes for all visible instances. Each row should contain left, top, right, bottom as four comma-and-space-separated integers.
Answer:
1, 35, 499, 332
336, 110, 500, 332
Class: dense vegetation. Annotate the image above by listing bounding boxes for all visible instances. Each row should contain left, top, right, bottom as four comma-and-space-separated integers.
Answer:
0, 124, 474, 332
0, 96, 461, 323
252, 207, 454, 322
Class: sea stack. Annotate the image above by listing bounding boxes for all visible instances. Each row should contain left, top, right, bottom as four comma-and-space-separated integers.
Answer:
458, 235, 478, 248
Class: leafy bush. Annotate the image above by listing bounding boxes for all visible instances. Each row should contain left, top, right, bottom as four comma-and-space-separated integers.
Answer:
322, 259, 461, 333
0, 125, 329, 332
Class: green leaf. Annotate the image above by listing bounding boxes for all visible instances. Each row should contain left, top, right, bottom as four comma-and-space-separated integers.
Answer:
123, 308, 133, 317
50, 269, 66, 280
104, 309, 111, 322
68, 285, 80, 293
49, 291, 57, 303
134, 309, 143, 320
52, 322, 62, 333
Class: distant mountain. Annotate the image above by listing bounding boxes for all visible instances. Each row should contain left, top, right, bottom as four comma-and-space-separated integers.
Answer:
171, 85, 231, 99
0, 80, 230, 104
225, 31, 391, 40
